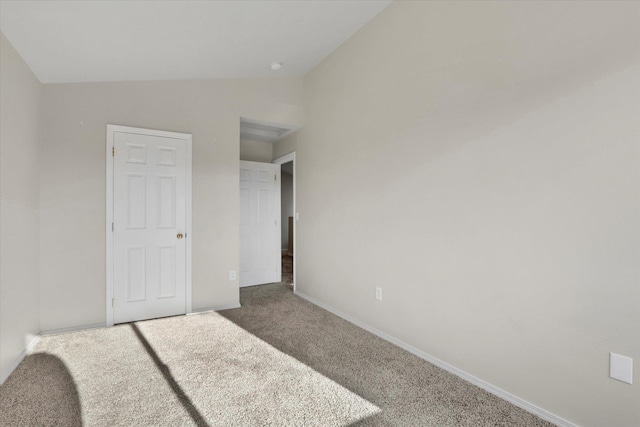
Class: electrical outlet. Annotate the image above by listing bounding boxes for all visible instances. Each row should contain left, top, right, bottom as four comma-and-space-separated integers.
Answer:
229, 270, 237, 281
610, 353, 633, 384
375, 287, 382, 301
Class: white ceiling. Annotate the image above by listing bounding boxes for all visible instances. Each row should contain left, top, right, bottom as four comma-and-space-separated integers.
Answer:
0, 0, 391, 84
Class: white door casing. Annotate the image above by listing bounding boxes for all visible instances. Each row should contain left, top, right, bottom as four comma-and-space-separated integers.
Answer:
240, 161, 281, 287
106, 125, 192, 326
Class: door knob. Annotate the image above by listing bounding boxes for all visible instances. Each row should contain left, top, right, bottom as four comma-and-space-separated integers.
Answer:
177, 233, 183, 239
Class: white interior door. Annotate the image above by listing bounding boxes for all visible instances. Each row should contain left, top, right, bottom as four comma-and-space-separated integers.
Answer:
240, 161, 281, 287
112, 128, 190, 324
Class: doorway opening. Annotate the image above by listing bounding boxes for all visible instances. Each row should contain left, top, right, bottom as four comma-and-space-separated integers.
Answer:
280, 160, 294, 289
239, 118, 297, 291
273, 152, 296, 292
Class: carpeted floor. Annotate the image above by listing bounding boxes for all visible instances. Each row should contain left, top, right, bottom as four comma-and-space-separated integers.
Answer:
0, 282, 553, 426
282, 251, 294, 289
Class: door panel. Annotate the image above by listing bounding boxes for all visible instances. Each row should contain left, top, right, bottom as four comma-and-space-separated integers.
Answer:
113, 131, 188, 324
157, 175, 176, 228
158, 246, 176, 298
127, 247, 146, 301
239, 161, 281, 287
127, 174, 146, 228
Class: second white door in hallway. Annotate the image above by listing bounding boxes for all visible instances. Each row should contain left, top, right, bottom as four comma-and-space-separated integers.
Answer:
240, 161, 281, 287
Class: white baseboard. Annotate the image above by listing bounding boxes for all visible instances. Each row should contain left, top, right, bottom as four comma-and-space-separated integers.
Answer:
0, 335, 41, 385
294, 290, 578, 427
188, 303, 241, 315
40, 323, 107, 336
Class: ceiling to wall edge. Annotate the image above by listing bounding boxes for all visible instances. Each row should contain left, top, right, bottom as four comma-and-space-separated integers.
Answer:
240, 117, 299, 144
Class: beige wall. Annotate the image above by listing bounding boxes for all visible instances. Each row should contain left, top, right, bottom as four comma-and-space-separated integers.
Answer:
40, 77, 303, 331
240, 139, 273, 162
295, 2, 640, 426
0, 33, 42, 381
273, 131, 297, 160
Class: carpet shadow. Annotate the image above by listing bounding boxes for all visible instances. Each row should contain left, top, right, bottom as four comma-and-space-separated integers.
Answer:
130, 323, 211, 427
0, 352, 83, 427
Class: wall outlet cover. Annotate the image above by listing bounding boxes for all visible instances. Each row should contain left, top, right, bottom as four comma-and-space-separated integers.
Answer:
610, 352, 633, 384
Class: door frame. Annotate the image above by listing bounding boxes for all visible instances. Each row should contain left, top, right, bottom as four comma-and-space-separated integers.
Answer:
273, 151, 296, 292
105, 124, 193, 327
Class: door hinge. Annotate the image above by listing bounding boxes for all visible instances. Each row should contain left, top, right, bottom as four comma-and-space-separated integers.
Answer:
274, 174, 277, 181
112, 222, 114, 232
112, 147, 115, 157
112, 298, 115, 308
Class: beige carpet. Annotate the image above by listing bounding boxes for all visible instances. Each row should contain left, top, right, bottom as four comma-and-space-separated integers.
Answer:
1, 282, 553, 426
282, 251, 294, 289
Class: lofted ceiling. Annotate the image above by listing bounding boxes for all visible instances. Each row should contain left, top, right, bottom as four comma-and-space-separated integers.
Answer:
0, 0, 391, 84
